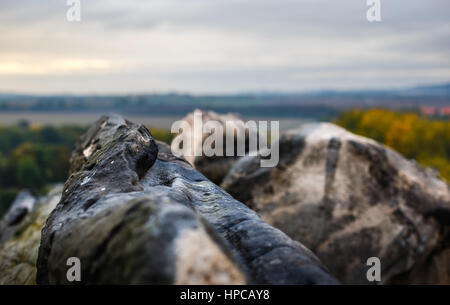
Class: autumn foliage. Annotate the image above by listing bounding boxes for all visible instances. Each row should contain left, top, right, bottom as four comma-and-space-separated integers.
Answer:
335, 109, 450, 182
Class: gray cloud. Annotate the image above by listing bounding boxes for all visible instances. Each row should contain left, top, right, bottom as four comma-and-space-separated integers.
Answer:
0, 0, 449, 93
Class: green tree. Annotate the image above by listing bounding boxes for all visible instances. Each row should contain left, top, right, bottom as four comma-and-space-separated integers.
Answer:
16, 155, 43, 188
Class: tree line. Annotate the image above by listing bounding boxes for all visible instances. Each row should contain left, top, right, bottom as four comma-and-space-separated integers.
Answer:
335, 109, 450, 182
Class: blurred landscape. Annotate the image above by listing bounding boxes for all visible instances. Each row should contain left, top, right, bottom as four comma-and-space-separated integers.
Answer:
1, 84, 449, 216
1, 0, 450, 286
1, 83, 450, 118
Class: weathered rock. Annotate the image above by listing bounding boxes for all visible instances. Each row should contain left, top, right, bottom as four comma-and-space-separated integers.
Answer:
174, 110, 251, 184
222, 122, 450, 284
36, 115, 338, 285
37, 116, 336, 284
143, 145, 337, 285
0, 186, 62, 284
0, 190, 36, 245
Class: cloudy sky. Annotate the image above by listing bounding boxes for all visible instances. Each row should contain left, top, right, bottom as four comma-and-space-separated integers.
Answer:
0, 0, 449, 94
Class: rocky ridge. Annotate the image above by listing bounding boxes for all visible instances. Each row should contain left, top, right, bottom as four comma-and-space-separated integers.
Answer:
31, 115, 338, 284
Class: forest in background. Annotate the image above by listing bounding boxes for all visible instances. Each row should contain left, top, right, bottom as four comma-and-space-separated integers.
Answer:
335, 109, 450, 182
0, 109, 449, 217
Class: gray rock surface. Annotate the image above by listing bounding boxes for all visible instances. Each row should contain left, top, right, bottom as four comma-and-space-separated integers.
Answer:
222, 123, 450, 284
36, 115, 338, 285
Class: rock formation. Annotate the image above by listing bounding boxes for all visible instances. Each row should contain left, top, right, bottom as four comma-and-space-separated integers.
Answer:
174, 110, 252, 184
0, 186, 62, 284
222, 123, 450, 284
34, 115, 338, 285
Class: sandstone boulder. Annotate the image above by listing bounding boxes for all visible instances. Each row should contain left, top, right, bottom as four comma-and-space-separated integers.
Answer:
222, 122, 450, 284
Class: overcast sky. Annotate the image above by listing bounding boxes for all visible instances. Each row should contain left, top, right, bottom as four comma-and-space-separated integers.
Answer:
0, 0, 449, 94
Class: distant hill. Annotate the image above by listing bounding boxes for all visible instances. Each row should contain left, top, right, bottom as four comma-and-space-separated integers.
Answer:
0, 83, 449, 119
403, 83, 450, 96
